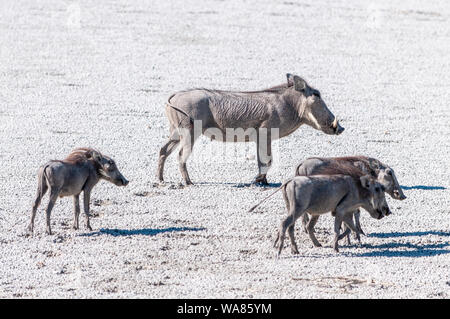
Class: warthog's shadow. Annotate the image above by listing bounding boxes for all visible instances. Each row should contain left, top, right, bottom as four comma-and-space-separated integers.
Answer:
79, 227, 206, 237
401, 185, 446, 190
347, 230, 450, 258
368, 230, 450, 238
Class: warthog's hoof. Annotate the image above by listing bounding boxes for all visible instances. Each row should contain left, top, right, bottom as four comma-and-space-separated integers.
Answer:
291, 247, 299, 255
252, 176, 269, 186
25, 225, 33, 235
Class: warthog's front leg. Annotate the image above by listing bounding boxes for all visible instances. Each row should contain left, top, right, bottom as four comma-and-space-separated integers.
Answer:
339, 213, 362, 241
83, 190, 92, 231
353, 209, 364, 242
45, 190, 59, 235
73, 195, 81, 230
253, 129, 272, 185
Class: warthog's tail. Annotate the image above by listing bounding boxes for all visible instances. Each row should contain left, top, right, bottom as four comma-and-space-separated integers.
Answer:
248, 179, 293, 213
294, 161, 304, 176
166, 94, 194, 125
37, 164, 50, 198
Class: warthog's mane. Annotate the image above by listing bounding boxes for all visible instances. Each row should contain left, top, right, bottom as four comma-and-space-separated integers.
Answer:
62, 147, 101, 164
180, 82, 294, 95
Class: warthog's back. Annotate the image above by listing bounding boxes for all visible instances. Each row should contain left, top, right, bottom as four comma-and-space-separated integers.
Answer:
289, 175, 354, 215
169, 88, 285, 130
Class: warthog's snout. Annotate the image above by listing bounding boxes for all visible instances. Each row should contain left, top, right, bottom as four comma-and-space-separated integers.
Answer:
335, 125, 344, 135
113, 176, 129, 186
376, 210, 384, 219
393, 189, 407, 200
120, 177, 129, 186
376, 206, 391, 219
332, 118, 344, 135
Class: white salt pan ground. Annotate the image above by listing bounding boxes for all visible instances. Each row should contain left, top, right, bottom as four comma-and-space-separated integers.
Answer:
0, 0, 449, 298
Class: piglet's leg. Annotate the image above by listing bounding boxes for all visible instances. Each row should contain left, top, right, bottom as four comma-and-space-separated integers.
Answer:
73, 195, 80, 230
333, 213, 344, 252
45, 190, 59, 235
287, 225, 299, 254
83, 190, 92, 231
306, 215, 322, 247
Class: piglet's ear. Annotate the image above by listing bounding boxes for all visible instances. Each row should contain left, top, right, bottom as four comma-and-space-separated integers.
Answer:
368, 158, 381, 170
286, 73, 295, 86
293, 76, 307, 92
360, 175, 372, 189
91, 151, 103, 163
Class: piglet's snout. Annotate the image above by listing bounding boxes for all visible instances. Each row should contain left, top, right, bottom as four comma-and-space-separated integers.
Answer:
121, 177, 129, 186
335, 124, 345, 135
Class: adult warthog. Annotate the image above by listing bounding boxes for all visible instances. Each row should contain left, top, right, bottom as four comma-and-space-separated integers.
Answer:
296, 156, 405, 243
27, 148, 129, 235
157, 74, 344, 185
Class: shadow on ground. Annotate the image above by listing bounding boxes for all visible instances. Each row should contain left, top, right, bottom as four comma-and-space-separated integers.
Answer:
347, 230, 449, 257
368, 230, 450, 238
79, 227, 206, 237
401, 185, 446, 190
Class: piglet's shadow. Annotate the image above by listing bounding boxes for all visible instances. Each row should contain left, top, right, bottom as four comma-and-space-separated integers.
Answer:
347, 231, 449, 258
79, 226, 206, 237
367, 230, 450, 238
401, 185, 446, 190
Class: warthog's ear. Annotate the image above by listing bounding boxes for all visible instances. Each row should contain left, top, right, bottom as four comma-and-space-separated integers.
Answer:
90, 151, 103, 163
360, 175, 372, 189
293, 76, 307, 92
286, 73, 295, 86
367, 158, 381, 171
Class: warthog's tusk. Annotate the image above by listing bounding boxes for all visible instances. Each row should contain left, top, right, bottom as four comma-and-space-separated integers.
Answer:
332, 117, 338, 128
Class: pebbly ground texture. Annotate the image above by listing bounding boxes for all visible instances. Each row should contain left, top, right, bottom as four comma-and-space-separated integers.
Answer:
0, 0, 449, 298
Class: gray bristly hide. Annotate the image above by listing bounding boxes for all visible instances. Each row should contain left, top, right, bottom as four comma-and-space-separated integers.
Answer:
27, 147, 129, 236
295, 156, 406, 245
274, 174, 390, 256
157, 73, 344, 186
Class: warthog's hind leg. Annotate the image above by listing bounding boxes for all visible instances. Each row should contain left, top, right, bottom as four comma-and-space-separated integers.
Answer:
157, 129, 180, 183
301, 213, 310, 233
306, 215, 322, 247
287, 225, 299, 254
27, 180, 48, 235
45, 189, 59, 235
178, 129, 198, 186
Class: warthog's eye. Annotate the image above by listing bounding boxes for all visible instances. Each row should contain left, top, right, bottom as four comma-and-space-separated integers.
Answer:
387, 170, 392, 176
312, 92, 321, 99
